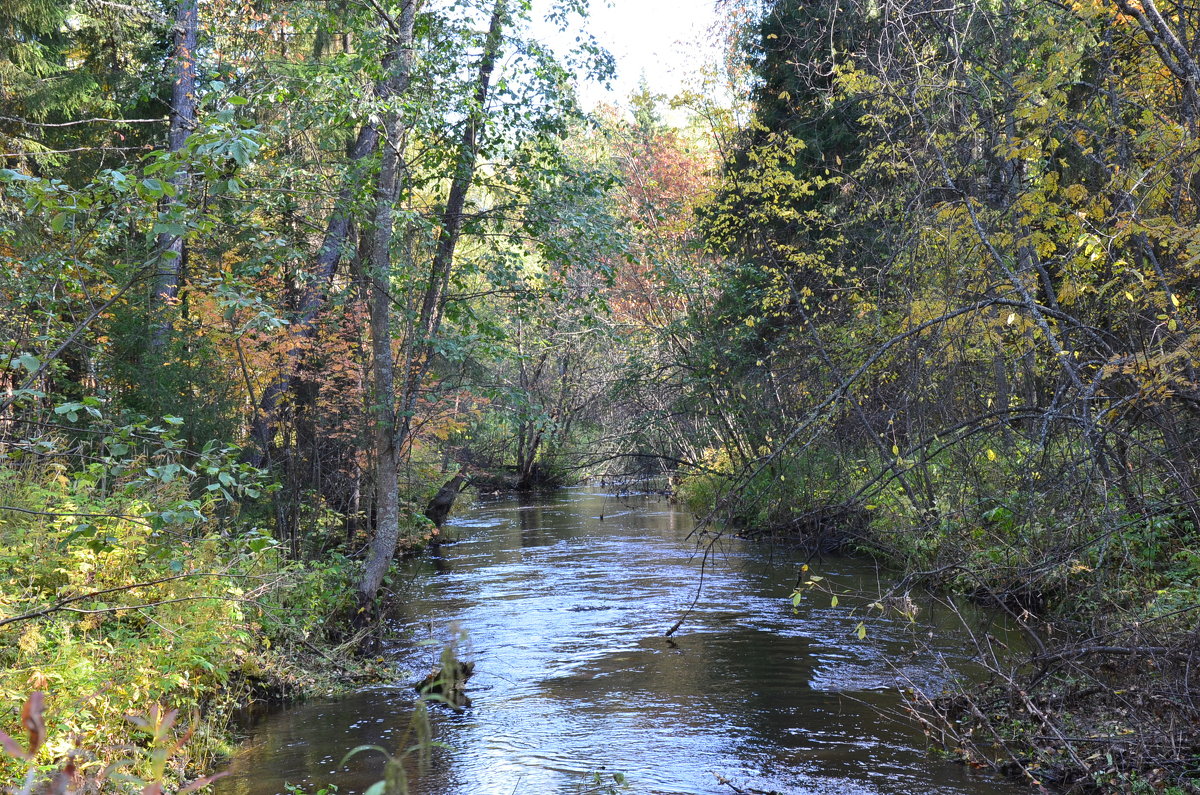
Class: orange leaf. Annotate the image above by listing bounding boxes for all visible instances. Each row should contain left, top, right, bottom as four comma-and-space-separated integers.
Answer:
21, 691, 45, 755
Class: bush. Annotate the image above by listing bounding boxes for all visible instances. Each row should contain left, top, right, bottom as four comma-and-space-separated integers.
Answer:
0, 415, 369, 788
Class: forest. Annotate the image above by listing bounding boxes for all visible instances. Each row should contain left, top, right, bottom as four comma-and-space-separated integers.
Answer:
2, 0, 1200, 791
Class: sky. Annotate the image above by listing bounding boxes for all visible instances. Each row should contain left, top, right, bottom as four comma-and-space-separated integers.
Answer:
528, 0, 724, 112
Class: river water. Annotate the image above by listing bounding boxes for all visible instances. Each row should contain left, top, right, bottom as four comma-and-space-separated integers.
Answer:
215, 488, 1020, 795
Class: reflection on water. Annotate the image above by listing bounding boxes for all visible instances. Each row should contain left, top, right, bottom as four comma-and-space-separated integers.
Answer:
215, 489, 1020, 795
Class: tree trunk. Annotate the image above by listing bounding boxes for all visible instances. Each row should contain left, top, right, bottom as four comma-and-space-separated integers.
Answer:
356, 0, 418, 605
397, 0, 508, 443
424, 474, 466, 527
149, 0, 198, 349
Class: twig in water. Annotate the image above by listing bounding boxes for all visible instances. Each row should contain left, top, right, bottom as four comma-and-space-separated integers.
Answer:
664, 535, 717, 637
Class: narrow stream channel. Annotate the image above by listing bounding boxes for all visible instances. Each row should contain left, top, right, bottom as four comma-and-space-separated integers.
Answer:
215, 487, 1022, 795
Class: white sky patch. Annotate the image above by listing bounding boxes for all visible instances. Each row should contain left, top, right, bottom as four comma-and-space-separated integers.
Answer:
529, 0, 724, 112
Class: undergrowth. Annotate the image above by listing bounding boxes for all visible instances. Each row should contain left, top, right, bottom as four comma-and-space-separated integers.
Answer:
0, 427, 374, 791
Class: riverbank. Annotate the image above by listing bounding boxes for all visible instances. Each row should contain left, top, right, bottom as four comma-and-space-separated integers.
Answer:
676, 451, 1200, 794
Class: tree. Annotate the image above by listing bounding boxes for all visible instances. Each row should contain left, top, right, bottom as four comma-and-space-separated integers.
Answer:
356, 0, 419, 606
148, 0, 199, 348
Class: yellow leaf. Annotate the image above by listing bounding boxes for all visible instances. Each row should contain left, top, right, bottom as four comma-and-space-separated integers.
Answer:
830, 595, 839, 607
856, 622, 867, 640
892, 445, 899, 456
1171, 293, 1180, 307
986, 449, 997, 461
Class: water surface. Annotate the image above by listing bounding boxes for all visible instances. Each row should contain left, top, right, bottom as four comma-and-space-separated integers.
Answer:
216, 488, 1019, 795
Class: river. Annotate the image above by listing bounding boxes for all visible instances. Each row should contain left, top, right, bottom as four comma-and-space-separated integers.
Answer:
214, 487, 1021, 795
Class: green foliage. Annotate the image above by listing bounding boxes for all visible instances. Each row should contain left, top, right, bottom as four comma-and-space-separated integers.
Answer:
0, 464, 255, 781
0, 0, 169, 178
676, 444, 845, 530
0, 400, 373, 786
582, 769, 630, 795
